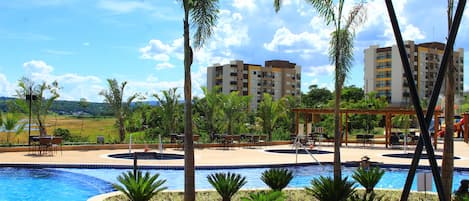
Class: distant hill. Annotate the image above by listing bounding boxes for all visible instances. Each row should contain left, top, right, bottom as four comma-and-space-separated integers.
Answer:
0, 97, 111, 116
0, 97, 168, 116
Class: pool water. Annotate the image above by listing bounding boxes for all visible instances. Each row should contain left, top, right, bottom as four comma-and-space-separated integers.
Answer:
0, 167, 113, 201
65, 165, 469, 192
1, 165, 468, 200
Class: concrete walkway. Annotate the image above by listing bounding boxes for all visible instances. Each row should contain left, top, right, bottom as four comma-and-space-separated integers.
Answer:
0, 141, 467, 168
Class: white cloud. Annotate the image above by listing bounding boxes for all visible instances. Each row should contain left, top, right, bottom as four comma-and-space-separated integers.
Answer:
139, 39, 181, 62
23, 60, 54, 75
0, 73, 16, 97
82, 42, 90, 46
97, 0, 153, 13
232, 0, 256, 11
156, 63, 174, 70
263, 26, 329, 55
43, 49, 74, 55
303, 64, 334, 77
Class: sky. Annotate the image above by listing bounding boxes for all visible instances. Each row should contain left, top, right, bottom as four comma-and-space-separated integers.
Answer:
0, 0, 468, 103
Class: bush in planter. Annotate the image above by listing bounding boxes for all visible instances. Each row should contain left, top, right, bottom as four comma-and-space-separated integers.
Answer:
113, 170, 167, 201
261, 168, 293, 191
306, 176, 356, 201
207, 172, 247, 201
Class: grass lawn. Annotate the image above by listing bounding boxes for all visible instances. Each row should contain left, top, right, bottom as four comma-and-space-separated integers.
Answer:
105, 189, 439, 201
0, 115, 119, 145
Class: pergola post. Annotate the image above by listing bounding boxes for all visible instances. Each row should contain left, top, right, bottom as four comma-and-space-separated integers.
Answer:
345, 113, 349, 146
295, 112, 299, 135
385, 113, 391, 148
464, 112, 469, 143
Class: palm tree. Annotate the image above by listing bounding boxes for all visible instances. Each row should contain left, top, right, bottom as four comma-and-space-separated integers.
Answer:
442, 1, 455, 200
16, 77, 60, 136
198, 86, 223, 141
178, 0, 220, 200
99, 79, 138, 142
257, 93, 286, 141
274, 0, 366, 181
154, 88, 182, 135
221, 92, 250, 135
2, 113, 25, 145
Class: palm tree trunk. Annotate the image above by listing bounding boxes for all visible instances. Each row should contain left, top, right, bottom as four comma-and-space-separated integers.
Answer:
183, 3, 195, 200
119, 117, 125, 142
442, 2, 454, 200
333, 80, 342, 181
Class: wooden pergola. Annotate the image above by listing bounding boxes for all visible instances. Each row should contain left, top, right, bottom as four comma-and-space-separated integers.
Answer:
292, 108, 469, 148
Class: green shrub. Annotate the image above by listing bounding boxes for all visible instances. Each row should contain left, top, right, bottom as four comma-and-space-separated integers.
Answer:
53, 128, 71, 141
261, 168, 293, 191
241, 191, 285, 201
352, 167, 385, 193
207, 172, 247, 201
113, 170, 167, 201
306, 176, 356, 201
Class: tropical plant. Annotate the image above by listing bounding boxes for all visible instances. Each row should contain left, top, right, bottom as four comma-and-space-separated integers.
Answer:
113, 170, 167, 201
178, 0, 220, 199
15, 77, 60, 136
1, 113, 25, 145
154, 88, 182, 135
261, 168, 293, 191
352, 167, 384, 193
99, 78, 138, 142
53, 128, 71, 141
241, 191, 285, 201
257, 93, 286, 141
221, 92, 250, 135
195, 86, 223, 142
274, 0, 366, 181
207, 172, 247, 201
306, 176, 356, 201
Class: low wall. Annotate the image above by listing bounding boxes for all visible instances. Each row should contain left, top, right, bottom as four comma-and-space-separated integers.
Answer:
0, 141, 292, 152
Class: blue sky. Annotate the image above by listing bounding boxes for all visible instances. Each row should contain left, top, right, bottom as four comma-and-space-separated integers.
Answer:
0, 0, 468, 102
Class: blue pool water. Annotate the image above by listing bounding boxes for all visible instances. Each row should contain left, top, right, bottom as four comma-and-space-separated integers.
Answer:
0, 167, 113, 201
1, 165, 468, 200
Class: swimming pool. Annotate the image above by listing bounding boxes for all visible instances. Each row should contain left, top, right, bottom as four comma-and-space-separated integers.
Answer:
65, 164, 469, 192
0, 167, 113, 201
1, 165, 468, 200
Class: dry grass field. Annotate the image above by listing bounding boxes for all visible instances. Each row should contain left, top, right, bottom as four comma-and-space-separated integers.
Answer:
0, 115, 119, 145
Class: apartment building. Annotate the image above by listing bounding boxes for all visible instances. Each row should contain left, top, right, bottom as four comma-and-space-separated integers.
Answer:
364, 41, 464, 106
207, 60, 301, 110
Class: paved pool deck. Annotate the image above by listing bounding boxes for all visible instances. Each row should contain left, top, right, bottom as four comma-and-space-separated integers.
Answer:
0, 141, 468, 168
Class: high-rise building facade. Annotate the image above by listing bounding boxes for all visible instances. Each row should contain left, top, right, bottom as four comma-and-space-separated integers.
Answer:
207, 60, 301, 110
364, 41, 464, 106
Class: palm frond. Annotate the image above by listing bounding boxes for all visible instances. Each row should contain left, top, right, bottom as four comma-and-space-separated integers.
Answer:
305, 0, 335, 25
329, 29, 354, 87
344, 2, 366, 33
274, 0, 281, 12
190, 0, 219, 49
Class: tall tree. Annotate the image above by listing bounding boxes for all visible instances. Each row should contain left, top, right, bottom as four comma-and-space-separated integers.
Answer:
442, 1, 455, 200
16, 77, 60, 136
153, 88, 182, 135
274, 0, 366, 181
257, 93, 285, 141
179, 0, 220, 200
221, 92, 250, 136
196, 86, 223, 141
99, 79, 138, 142
302, 84, 332, 107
